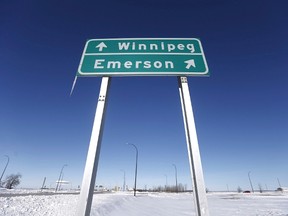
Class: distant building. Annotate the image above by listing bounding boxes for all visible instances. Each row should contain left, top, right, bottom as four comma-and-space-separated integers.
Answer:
276, 187, 288, 192
95, 185, 107, 192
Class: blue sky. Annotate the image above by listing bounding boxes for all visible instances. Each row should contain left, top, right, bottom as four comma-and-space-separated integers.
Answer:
0, 0, 288, 191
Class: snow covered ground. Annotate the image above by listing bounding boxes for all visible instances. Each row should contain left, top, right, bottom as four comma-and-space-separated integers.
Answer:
1, 189, 288, 216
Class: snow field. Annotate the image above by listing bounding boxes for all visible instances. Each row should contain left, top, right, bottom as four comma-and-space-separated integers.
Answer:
1, 191, 288, 216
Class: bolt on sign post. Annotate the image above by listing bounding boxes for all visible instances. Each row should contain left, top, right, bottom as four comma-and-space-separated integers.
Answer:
75, 38, 209, 216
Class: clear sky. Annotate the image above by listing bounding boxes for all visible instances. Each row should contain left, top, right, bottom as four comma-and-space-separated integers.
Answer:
0, 0, 287, 191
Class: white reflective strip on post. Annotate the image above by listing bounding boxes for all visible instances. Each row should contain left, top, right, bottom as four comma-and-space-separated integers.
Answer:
178, 76, 209, 216
76, 77, 111, 216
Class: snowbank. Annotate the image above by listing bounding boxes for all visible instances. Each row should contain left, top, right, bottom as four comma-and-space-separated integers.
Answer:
1, 190, 288, 216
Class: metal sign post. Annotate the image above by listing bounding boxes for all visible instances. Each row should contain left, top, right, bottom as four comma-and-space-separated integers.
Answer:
76, 76, 111, 216
178, 76, 209, 216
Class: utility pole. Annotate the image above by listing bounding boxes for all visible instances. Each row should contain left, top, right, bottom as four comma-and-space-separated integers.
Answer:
248, 171, 254, 193
0, 155, 9, 186
55, 164, 67, 192
172, 164, 178, 193
127, 143, 138, 196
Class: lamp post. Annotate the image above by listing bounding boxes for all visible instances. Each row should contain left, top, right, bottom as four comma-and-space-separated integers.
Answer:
164, 174, 168, 191
0, 155, 9, 186
121, 170, 126, 191
277, 178, 282, 188
172, 164, 178, 193
127, 143, 138, 196
55, 164, 67, 192
248, 171, 254, 193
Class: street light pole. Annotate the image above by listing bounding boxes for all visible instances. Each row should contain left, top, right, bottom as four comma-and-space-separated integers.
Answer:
248, 171, 254, 193
172, 164, 178, 193
121, 170, 126, 191
164, 174, 168, 191
277, 178, 282, 188
55, 164, 67, 192
127, 143, 138, 196
0, 155, 9, 186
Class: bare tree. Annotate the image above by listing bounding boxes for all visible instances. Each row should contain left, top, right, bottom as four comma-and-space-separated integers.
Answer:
3, 173, 22, 189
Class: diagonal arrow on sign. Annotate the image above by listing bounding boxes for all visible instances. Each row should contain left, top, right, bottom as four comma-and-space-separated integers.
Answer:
184, 59, 196, 69
96, 42, 107, 52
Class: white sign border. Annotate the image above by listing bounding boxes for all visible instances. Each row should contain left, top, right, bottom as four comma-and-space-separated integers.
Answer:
77, 38, 209, 77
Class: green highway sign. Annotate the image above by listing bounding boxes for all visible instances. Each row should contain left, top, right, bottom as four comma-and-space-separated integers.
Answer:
77, 38, 209, 76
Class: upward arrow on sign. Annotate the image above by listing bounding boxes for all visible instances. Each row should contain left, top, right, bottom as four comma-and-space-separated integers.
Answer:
96, 42, 107, 52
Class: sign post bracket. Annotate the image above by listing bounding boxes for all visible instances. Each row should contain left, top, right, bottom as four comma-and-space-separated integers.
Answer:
178, 76, 209, 216
76, 76, 111, 216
